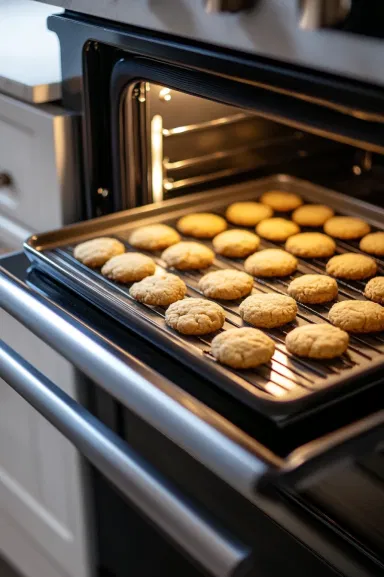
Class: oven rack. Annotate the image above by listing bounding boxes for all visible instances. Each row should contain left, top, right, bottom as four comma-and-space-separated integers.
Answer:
24, 175, 384, 421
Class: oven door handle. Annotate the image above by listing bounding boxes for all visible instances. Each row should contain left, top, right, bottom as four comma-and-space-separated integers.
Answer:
278, 409, 384, 491
0, 339, 252, 577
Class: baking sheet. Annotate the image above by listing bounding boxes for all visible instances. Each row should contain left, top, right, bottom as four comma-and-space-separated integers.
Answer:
24, 175, 384, 420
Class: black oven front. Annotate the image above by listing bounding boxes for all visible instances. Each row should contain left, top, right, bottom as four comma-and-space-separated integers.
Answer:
3, 8, 384, 577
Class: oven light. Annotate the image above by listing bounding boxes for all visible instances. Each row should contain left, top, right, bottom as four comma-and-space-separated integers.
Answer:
353, 165, 362, 175
159, 87, 172, 102
151, 114, 164, 203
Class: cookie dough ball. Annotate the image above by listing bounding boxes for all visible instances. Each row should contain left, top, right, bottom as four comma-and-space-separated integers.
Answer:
162, 242, 214, 270
244, 249, 298, 277
199, 269, 253, 300
288, 274, 338, 304
324, 216, 371, 240
359, 232, 384, 256
213, 229, 260, 258
329, 300, 384, 333
129, 273, 187, 307
326, 253, 377, 280
292, 204, 334, 227
177, 213, 227, 239
101, 252, 156, 283
74, 237, 125, 268
364, 277, 384, 305
256, 218, 300, 242
165, 298, 225, 335
129, 224, 180, 251
286, 324, 349, 359
211, 328, 275, 369
260, 190, 303, 212
239, 293, 297, 328
225, 202, 273, 226
285, 232, 336, 258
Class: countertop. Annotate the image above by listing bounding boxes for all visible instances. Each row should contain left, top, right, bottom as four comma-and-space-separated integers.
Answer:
0, 1, 63, 102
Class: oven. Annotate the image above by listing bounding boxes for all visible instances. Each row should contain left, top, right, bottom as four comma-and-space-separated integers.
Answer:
1, 4, 384, 577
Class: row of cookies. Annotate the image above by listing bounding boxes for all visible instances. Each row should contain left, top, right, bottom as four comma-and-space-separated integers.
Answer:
73, 227, 383, 313
225, 191, 384, 256
162, 295, 357, 369
176, 193, 384, 258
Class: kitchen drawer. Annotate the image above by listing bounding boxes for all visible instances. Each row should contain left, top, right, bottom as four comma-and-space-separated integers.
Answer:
0, 92, 81, 232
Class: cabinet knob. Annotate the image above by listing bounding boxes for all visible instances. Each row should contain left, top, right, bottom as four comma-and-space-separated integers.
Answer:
204, 0, 256, 13
299, 0, 351, 29
0, 172, 12, 187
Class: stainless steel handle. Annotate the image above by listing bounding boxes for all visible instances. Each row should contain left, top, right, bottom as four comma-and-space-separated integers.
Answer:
0, 340, 252, 577
204, 0, 255, 14
0, 266, 280, 501
299, 0, 351, 30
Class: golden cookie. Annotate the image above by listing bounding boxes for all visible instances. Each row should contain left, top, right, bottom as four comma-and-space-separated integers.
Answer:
212, 229, 260, 258
162, 242, 214, 270
359, 232, 384, 256
211, 328, 275, 369
329, 300, 384, 333
129, 273, 187, 307
177, 213, 227, 239
239, 293, 297, 328
288, 274, 338, 304
165, 298, 225, 335
285, 232, 336, 258
244, 249, 298, 277
364, 277, 384, 305
256, 218, 300, 242
259, 190, 303, 212
199, 269, 253, 300
74, 237, 125, 268
324, 216, 371, 240
286, 324, 349, 359
101, 252, 156, 283
292, 204, 334, 227
225, 202, 273, 226
129, 224, 180, 251
326, 253, 377, 280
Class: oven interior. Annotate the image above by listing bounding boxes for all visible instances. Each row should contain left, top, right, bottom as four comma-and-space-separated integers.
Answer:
124, 82, 384, 208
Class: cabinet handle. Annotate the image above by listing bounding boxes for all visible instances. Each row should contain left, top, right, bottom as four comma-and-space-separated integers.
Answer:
0, 172, 12, 187
0, 340, 252, 577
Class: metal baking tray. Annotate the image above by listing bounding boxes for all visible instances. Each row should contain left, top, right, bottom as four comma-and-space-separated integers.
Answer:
24, 175, 384, 421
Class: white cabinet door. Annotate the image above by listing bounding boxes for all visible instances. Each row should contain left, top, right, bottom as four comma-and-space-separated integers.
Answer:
0, 310, 91, 577
0, 92, 81, 233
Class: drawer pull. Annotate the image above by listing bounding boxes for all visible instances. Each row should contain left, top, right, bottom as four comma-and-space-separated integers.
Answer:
0, 172, 12, 187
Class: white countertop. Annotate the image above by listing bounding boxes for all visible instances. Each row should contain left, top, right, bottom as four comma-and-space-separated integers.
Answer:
0, 1, 63, 103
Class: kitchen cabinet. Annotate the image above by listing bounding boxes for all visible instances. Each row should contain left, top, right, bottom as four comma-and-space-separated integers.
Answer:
0, 309, 91, 577
0, 92, 81, 237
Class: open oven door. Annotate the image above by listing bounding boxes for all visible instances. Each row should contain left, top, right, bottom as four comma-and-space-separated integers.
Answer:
1, 266, 384, 577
